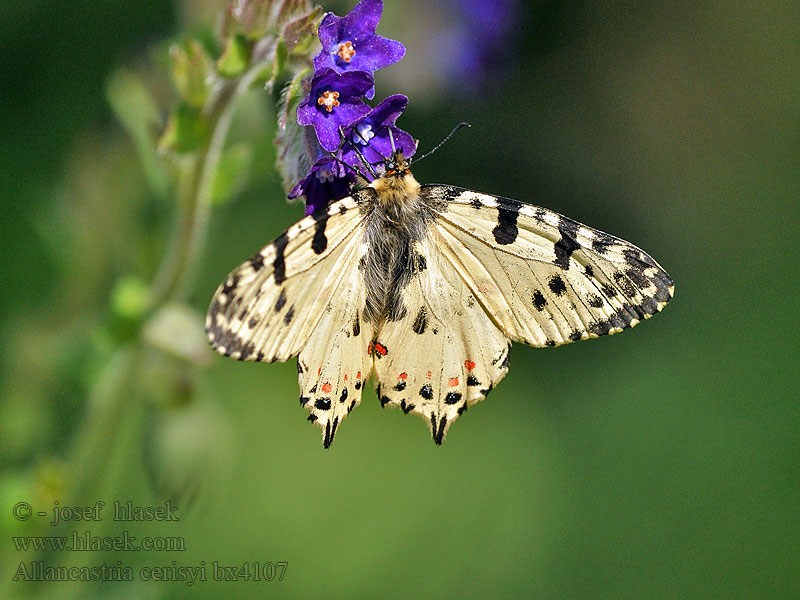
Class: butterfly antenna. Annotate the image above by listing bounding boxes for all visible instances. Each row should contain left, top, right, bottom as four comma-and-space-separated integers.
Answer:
352, 125, 390, 164
327, 150, 369, 181
339, 126, 378, 179
411, 122, 471, 165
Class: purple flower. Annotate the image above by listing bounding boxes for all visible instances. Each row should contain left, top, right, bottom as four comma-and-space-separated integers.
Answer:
313, 0, 405, 95
288, 156, 355, 215
297, 68, 374, 152
342, 94, 417, 167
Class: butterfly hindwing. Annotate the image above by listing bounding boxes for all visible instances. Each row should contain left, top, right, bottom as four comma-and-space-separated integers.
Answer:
423, 185, 674, 347
371, 236, 510, 444
296, 241, 373, 448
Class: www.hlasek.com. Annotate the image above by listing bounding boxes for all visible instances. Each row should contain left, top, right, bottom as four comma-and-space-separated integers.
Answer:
13, 530, 185, 552
12, 561, 288, 585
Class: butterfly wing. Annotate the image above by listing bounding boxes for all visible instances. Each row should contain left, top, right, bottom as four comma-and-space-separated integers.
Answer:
370, 233, 511, 444
422, 185, 674, 347
206, 196, 373, 446
372, 184, 673, 444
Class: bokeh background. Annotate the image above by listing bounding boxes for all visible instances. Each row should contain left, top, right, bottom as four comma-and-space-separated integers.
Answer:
2, 1, 798, 598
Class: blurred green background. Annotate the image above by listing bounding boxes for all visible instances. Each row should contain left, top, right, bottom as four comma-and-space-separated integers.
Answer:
1, 1, 798, 598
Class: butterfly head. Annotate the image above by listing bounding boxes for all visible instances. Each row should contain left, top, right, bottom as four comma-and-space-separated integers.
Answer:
371, 150, 420, 206
383, 150, 411, 178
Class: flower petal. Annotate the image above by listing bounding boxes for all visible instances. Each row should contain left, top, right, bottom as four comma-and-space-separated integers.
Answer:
314, 103, 372, 151
347, 35, 405, 72
340, 0, 383, 42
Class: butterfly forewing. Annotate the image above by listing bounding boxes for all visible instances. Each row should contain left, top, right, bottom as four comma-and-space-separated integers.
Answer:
423, 185, 674, 347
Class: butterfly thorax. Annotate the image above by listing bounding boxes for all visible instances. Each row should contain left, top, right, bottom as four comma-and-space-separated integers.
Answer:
359, 154, 432, 327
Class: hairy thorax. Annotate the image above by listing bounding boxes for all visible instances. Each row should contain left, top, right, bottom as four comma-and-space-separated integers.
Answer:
360, 170, 431, 327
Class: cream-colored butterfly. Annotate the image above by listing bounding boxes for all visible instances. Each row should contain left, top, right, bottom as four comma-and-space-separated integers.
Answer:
206, 151, 673, 447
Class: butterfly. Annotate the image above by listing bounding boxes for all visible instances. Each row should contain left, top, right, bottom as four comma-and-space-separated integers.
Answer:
206, 151, 673, 447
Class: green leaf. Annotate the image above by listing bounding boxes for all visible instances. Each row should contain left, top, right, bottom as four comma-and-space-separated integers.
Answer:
211, 143, 253, 206
170, 39, 213, 108
106, 70, 169, 197
158, 103, 210, 154
217, 34, 251, 78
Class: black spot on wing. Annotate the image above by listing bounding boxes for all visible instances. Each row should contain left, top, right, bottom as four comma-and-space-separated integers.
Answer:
613, 272, 637, 296
339, 387, 348, 403
569, 329, 584, 342
401, 400, 415, 414
394, 380, 406, 391
315, 398, 331, 411
323, 416, 339, 449
492, 199, 522, 245
625, 268, 650, 289
412, 306, 428, 334
591, 233, 616, 255
311, 208, 329, 254
444, 392, 462, 405
467, 374, 480, 386
589, 320, 612, 336
584, 264, 594, 278
416, 254, 427, 272
548, 275, 567, 296
623, 248, 657, 270
554, 218, 581, 270
587, 293, 604, 308
249, 253, 264, 271
273, 232, 289, 284
470, 196, 482, 209
275, 289, 287, 311
601, 283, 618, 298
431, 414, 447, 445
651, 270, 673, 303
532, 290, 547, 311
220, 274, 239, 297
352, 313, 361, 337
640, 295, 659, 315
284, 305, 295, 325
419, 384, 433, 400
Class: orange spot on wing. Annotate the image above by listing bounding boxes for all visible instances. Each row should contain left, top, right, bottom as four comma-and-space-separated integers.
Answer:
398, 372, 407, 380
344, 374, 348, 382
426, 371, 432, 379
373, 342, 387, 357
317, 367, 322, 375
321, 382, 332, 393
465, 360, 476, 370
356, 371, 361, 379
447, 377, 459, 387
